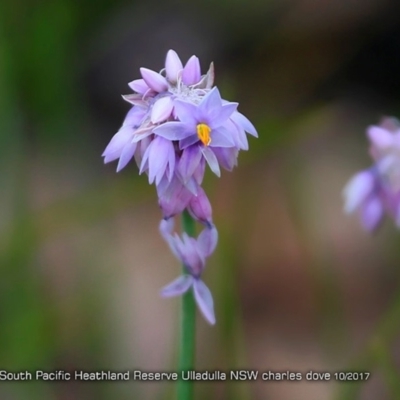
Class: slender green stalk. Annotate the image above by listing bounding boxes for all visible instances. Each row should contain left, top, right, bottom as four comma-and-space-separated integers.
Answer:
177, 211, 196, 400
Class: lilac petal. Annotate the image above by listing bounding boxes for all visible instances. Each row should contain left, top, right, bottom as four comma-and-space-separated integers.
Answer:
213, 147, 239, 171
173, 100, 198, 125
154, 121, 193, 141
197, 225, 218, 257
104, 152, 123, 164
128, 79, 150, 94
179, 134, 199, 149
182, 232, 196, 251
209, 127, 235, 148
161, 275, 193, 297
193, 158, 206, 184
182, 55, 201, 85
178, 145, 202, 183
343, 171, 375, 213
208, 103, 238, 128
139, 141, 151, 174
157, 173, 180, 198
122, 93, 147, 107
102, 126, 133, 160
159, 218, 181, 259
116, 141, 137, 172
201, 147, 221, 177
103, 152, 120, 164
167, 149, 176, 182
159, 218, 174, 240
192, 62, 214, 90
156, 174, 172, 197
225, 117, 248, 150
168, 235, 182, 260
188, 186, 212, 224
193, 279, 216, 325
182, 176, 199, 196
376, 154, 397, 177
198, 87, 222, 119
165, 50, 183, 83
140, 136, 152, 157
180, 239, 204, 276
231, 111, 258, 137
131, 127, 153, 143
151, 96, 174, 123
173, 233, 188, 260
204, 62, 215, 89
123, 106, 146, 127
134, 135, 151, 168
159, 177, 193, 218
367, 126, 394, 150
148, 137, 173, 185
140, 68, 168, 92
361, 196, 383, 232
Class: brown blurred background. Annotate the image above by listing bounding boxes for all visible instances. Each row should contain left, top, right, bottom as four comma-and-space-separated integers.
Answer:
1, 0, 400, 399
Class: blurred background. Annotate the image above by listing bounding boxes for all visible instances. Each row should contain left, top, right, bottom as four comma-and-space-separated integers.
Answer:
1, 0, 400, 399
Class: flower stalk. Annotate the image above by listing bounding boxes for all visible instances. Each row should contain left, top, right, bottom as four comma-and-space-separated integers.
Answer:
178, 212, 197, 400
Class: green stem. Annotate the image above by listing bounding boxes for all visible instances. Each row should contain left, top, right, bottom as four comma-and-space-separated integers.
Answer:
177, 211, 196, 400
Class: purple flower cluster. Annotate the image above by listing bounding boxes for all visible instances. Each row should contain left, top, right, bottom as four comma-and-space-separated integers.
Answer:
103, 50, 257, 324
343, 117, 400, 231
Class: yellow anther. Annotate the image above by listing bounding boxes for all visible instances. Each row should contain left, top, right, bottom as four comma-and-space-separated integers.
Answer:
196, 123, 212, 146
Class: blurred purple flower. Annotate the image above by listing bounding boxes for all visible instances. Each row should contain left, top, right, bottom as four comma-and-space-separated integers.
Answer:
343, 117, 400, 231
159, 219, 218, 324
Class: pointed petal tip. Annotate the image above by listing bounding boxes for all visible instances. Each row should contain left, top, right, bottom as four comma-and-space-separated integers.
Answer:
165, 50, 183, 83
182, 55, 201, 85
140, 67, 168, 92
193, 279, 216, 325
128, 79, 150, 94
